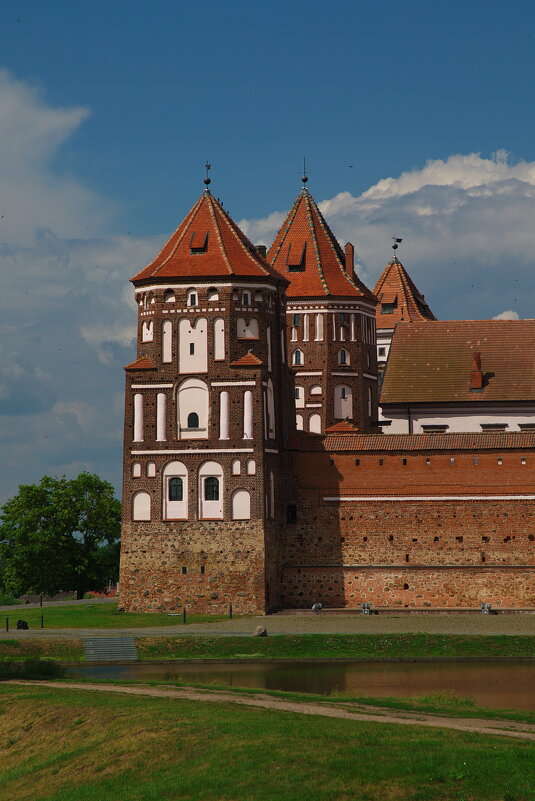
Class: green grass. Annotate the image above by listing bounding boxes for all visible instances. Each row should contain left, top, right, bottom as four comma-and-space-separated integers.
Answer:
4, 632, 535, 664
136, 632, 535, 660
1, 602, 233, 629
1, 683, 535, 801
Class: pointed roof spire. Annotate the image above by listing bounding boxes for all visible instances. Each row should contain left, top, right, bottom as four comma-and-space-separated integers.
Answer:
132, 191, 286, 285
267, 188, 375, 301
373, 256, 437, 328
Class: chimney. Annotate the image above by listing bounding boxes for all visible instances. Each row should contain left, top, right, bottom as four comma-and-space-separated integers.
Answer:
470, 351, 483, 391
255, 244, 267, 258
344, 242, 354, 275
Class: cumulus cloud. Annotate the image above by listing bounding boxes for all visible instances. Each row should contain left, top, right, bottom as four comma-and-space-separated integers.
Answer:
241, 151, 535, 322
493, 310, 521, 320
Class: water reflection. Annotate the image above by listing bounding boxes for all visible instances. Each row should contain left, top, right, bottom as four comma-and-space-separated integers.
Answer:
67, 660, 535, 711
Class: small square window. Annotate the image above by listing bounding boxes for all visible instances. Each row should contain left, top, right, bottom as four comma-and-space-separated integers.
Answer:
378, 347, 386, 357
402, 458, 407, 466
181, 566, 187, 575
355, 459, 360, 466
379, 458, 384, 466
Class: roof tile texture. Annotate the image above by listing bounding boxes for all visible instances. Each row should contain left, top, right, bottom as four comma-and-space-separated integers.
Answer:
373, 257, 436, 329
132, 191, 285, 284
267, 188, 375, 301
381, 320, 535, 404
287, 431, 535, 452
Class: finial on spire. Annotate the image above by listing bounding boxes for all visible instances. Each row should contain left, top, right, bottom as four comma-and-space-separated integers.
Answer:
204, 162, 212, 188
301, 157, 308, 185
391, 236, 403, 254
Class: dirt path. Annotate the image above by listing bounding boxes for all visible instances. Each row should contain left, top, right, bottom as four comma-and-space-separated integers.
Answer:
8, 680, 535, 742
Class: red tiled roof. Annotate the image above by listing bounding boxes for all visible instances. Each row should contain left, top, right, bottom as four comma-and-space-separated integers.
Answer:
267, 188, 376, 301
230, 352, 263, 367
324, 420, 361, 433
132, 191, 287, 285
381, 321, 535, 404
124, 357, 157, 371
373, 257, 436, 329
287, 431, 535, 452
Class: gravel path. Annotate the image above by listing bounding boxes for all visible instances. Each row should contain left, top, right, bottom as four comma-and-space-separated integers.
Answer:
3, 613, 535, 639
9, 680, 535, 742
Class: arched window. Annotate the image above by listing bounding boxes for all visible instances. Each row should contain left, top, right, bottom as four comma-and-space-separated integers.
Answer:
231, 489, 251, 520
142, 321, 153, 342
169, 477, 183, 501
147, 462, 156, 477
163, 462, 188, 520
310, 385, 322, 395
214, 318, 225, 360
132, 462, 141, 478
231, 459, 241, 475
293, 349, 303, 366
296, 413, 304, 430
132, 491, 151, 521
315, 313, 324, 341
179, 317, 208, 373
162, 320, 172, 363
247, 459, 256, 475
177, 378, 208, 439
205, 477, 219, 501
187, 289, 198, 307
242, 291, 251, 306
207, 287, 219, 302
199, 461, 223, 519
133, 394, 143, 442
338, 349, 349, 365
164, 289, 175, 303
254, 291, 263, 302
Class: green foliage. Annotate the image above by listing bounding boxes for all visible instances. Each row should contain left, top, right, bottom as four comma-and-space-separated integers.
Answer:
0, 472, 121, 599
0, 591, 20, 605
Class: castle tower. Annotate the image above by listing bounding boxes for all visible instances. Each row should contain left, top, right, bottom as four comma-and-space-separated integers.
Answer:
119, 187, 293, 614
373, 255, 437, 379
267, 183, 378, 433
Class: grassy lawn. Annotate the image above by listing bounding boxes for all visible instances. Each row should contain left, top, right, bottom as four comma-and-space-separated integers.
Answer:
2, 684, 535, 801
4, 632, 535, 663
1, 602, 232, 629
136, 632, 535, 660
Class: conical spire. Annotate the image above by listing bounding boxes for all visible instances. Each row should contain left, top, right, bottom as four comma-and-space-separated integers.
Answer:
373, 256, 436, 328
267, 187, 375, 300
132, 191, 286, 285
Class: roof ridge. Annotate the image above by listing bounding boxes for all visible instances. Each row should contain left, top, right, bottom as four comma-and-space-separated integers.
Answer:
304, 192, 330, 296
206, 193, 233, 275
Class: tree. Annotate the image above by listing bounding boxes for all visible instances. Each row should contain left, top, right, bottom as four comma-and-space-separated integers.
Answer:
0, 472, 121, 599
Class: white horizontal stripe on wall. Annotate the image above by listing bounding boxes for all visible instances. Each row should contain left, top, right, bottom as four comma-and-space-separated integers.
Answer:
132, 448, 255, 455
211, 381, 256, 387
131, 383, 173, 389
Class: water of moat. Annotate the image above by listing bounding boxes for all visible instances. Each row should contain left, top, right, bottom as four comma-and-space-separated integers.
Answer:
67, 660, 535, 711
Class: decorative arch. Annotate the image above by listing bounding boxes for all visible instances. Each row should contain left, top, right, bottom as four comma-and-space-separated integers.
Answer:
163, 461, 188, 520
309, 413, 321, 434
334, 384, 353, 419
296, 413, 304, 430
177, 378, 208, 439
179, 317, 207, 373
231, 459, 241, 475
207, 287, 219, 302
186, 288, 198, 307
162, 320, 172, 363
246, 459, 256, 475
199, 461, 224, 519
231, 489, 251, 520
132, 491, 151, 521
164, 289, 175, 303
310, 385, 322, 395
237, 317, 259, 339
214, 317, 225, 361
292, 349, 304, 366
142, 321, 153, 342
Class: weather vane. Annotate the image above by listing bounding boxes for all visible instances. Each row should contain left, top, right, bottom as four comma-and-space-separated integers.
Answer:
391, 236, 403, 252
204, 162, 212, 187
302, 157, 308, 185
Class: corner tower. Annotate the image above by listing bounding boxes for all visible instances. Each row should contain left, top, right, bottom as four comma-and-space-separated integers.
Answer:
268, 182, 378, 433
119, 187, 292, 614
373, 255, 436, 378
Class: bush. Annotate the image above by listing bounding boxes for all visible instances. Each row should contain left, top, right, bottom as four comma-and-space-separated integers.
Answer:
0, 658, 65, 679
0, 592, 21, 605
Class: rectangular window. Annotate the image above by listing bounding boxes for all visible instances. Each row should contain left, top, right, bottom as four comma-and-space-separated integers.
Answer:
379, 458, 384, 466
402, 458, 407, 466
293, 314, 301, 327
200, 565, 205, 575
381, 303, 396, 314
355, 459, 360, 466
480, 423, 508, 431
421, 424, 449, 433
181, 566, 187, 575
378, 347, 386, 357
189, 343, 195, 355
339, 313, 346, 325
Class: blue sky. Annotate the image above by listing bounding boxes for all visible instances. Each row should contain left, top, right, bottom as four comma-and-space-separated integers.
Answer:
1, 0, 535, 502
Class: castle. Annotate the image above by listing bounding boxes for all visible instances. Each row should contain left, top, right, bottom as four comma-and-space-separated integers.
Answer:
118, 178, 535, 613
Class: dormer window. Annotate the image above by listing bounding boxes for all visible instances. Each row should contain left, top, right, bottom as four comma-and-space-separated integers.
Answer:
187, 290, 198, 307
287, 242, 306, 272
381, 303, 396, 314
190, 231, 209, 254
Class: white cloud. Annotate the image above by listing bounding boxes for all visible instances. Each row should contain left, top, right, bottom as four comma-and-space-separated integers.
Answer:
241, 151, 535, 321
493, 309, 520, 320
